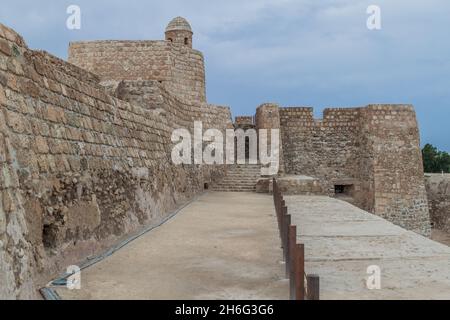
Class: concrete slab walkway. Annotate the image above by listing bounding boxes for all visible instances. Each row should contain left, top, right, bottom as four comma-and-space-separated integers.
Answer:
55, 192, 288, 300
285, 195, 450, 300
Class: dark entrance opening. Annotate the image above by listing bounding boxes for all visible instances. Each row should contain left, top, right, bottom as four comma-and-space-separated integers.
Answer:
204, 183, 209, 190
334, 184, 353, 196
245, 136, 250, 160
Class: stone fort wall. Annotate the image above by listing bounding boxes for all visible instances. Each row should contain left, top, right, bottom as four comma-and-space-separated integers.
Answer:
0, 23, 231, 299
68, 40, 206, 103
253, 104, 430, 236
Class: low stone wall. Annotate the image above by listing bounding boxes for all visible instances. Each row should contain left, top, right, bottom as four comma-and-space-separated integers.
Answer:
425, 174, 450, 233
256, 175, 324, 195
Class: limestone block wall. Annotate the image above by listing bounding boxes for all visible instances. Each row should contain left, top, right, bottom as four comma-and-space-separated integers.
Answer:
235, 116, 254, 127
0, 24, 36, 299
165, 29, 193, 48
255, 103, 284, 174
280, 107, 360, 187
361, 105, 429, 236
167, 44, 206, 103
68, 40, 206, 103
113, 79, 233, 185
68, 41, 171, 82
0, 23, 231, 299
425, 174, 450, 233
279, 104, 430, 236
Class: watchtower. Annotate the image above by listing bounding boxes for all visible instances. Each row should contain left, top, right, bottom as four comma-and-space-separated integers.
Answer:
165, 16, 193, 48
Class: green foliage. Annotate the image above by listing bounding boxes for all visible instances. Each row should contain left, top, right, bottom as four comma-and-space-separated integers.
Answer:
422, 144, 450, 173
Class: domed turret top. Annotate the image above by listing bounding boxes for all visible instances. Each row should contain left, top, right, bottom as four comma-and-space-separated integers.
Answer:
165, 17, 192, 33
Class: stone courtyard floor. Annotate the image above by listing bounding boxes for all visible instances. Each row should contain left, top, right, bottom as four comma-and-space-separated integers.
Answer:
285, 195, 450, 300
54, 192, 288, 300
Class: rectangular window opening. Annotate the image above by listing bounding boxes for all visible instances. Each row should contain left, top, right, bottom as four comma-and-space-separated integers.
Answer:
334, 184, 353, 196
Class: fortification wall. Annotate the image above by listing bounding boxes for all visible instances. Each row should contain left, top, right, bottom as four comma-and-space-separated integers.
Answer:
280, 107, 360, 187
0, 23, 36, 299
361, 105, 429, 235
0, 23, 231, 299
68, 40, 206, 103
255, 103, 284, 174
425, 174, 450, 233
235, 116, 254, 126
114, 79, 233, 184
279, 105, 430, 236
68, 41, 170, 82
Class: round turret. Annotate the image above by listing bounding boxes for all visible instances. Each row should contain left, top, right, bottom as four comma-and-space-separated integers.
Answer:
165, 17, 193, 48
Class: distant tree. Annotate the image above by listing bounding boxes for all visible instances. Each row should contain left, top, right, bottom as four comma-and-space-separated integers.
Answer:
422, 143, 450, 173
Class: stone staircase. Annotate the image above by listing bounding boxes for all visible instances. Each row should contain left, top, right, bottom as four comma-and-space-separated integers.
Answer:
212, 164, 261, 192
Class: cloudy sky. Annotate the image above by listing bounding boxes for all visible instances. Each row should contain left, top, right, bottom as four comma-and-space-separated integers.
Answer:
1, 0, 449, 150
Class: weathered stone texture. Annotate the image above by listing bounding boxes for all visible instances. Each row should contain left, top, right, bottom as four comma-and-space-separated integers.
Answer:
0, 22, 231, 299
0, 16, 432, 299
255, 103, 285, 174
68, 40, 206, 103
165, 17, 193, 49
235, 116, 254, 127
425, 174, 450, 233
279, 105, 430, 236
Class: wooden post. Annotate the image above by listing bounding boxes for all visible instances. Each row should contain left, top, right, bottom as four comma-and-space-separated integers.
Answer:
280, 210, 284, 250
279, 211, 284, 249
284, 214, 291, 276
296, 244, 305, 300
306, 274, 320, 300
279, 200, 285, 227
281, 206, 288, 248
278, 199, 284, 225
288, 225, 297, 300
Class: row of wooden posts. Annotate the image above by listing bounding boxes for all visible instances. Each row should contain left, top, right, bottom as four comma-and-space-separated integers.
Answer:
272, 178, 320, 300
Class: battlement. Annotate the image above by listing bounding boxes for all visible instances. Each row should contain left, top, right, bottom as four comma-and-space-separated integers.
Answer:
235, 116, 254, 126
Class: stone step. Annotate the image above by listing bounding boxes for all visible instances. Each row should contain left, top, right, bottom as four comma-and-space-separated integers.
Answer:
213, 185, 256, 189
226, 166, 261, 169
224, 170, 261, 174
220, 174, 260, 178
215, 182, 256, 185
215, 184, 256, 188
222, 175, 260, 179
217, 179, 258, 182
212, 188, 256, 192
213, 181, 256, 185
221, 172, 259, 175
226, 164, 261, 167
217, 177, 258, 182
212, 165, 261, 192
224, 171, 261, 175
225, 170, 260, 172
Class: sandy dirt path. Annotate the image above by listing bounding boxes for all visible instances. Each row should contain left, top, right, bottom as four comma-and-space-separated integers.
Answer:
55, 192, 288, 300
